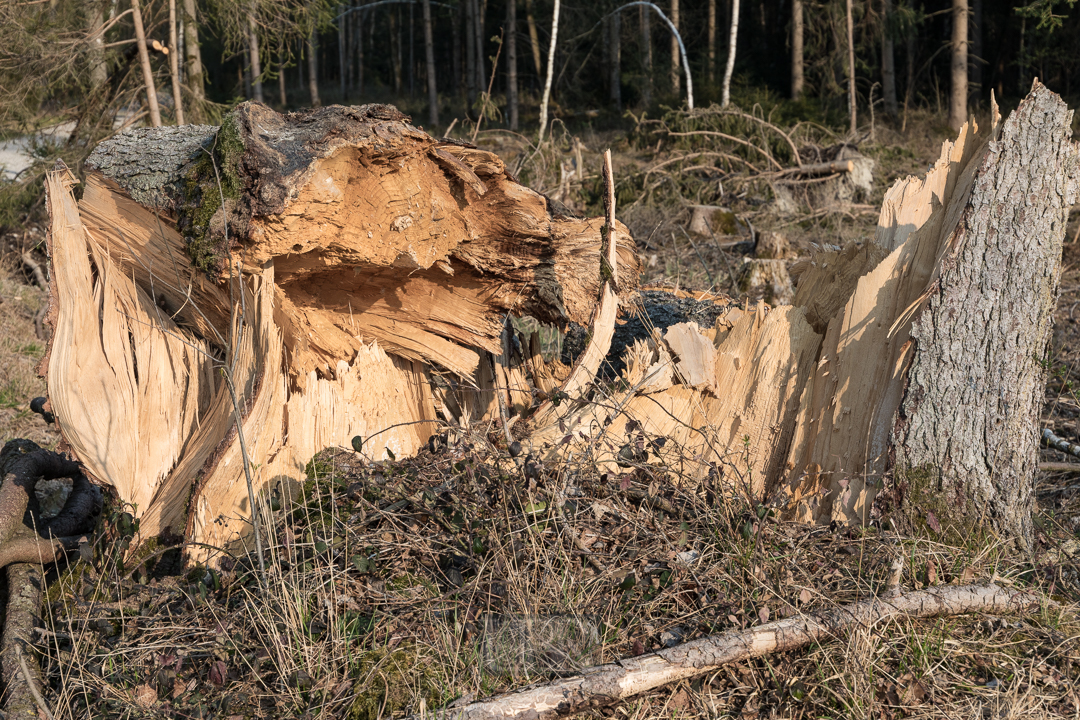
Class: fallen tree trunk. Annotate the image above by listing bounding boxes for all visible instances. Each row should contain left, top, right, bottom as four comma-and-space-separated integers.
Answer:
415, 583, 1044, 720
39, 84, 1079, 561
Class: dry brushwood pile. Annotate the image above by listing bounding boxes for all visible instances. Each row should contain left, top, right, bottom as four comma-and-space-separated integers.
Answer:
4, 80, 1079, 717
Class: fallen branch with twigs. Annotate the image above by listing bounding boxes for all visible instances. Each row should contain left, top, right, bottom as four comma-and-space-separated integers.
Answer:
417, 583, 1047, 720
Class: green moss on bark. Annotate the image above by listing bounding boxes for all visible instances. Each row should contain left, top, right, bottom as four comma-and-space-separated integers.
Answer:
180, 112, 246, 275
889, 463, 987, 547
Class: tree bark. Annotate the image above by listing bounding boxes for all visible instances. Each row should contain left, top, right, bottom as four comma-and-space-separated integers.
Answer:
971, 0, 982, 94
248, 5, 264, 104
86, 0, 108, 93
278, 39, 288, 106
640, 5, 652, 105
339, 3, 348, 99
506, 0, 518, 130
707, 0, 716, 85
307, 28, 321, 107
464, 0, 477, 104
608, 12, 621, 112
669, 0, 680, 94
524, 0, 543, 80
131, 0, 162, 127
846, 0, 856, 134
423, 0, 439, 128
948, 0, 968, 131
881, 0, 897, 116
168, 0, 185, 124
790, 0, 803, 100
879, 87, 1075, 545
721, 0, 739, 107
181, 0, 206, 121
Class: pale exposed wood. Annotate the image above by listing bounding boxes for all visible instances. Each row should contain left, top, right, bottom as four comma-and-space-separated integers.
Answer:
781, 118, 989, 526
421, 584, 1042, 720
663, 322, 716, 394
44, 167, 216, 539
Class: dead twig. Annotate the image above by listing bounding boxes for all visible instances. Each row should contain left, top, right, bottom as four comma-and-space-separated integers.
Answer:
418, 583, 1046, 720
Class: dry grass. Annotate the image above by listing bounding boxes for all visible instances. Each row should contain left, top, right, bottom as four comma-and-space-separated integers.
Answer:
4, 126, 1080, 720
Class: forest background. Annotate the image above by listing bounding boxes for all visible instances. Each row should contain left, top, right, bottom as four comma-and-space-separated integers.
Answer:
2, 0, 1080, 223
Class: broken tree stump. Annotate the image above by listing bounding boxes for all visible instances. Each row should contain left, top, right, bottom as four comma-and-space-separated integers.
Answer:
41, 102, 639, 559
38, 84, 1080, 563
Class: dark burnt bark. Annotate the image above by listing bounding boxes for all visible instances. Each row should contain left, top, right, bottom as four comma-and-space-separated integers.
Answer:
877, 84, 1080, 547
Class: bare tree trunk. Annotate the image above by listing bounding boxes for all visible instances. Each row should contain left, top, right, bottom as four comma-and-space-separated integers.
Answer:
609, 11, 621, 112
169, 0, 186, 123
721, 0, 739, 107
279, 40, 288, 106
86, 0, 108, 92
641, 5, 652, 105
392, 8, 403, 94
357, 5, 365, 95
339, 3, 347, 99
971, 0, 982, 95
791, 0, 803, 99
537, 0, 560, 143
506, 0, 518, 130
882, 0, 898, 116
451, 5, 461, 95
707, 0, 716, 85
465, 0, 477, 104
948, 0, 968, 130
472, 0, 485, 99
524, 0, 543, 79
307, 29, 321, 107
409, 0, 415, 97
131, 0, 162, 127
248, 6, 264, 103
423, 0, 439, 127
846, 0, 856, 134
181, 0, 205, 120
669, 0, 680, 93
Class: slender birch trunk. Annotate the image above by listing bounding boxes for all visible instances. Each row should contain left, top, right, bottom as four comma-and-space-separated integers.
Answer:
169, 0, 186, 123
537, 0, 560, 144
506, 0, 518, 130
721, 0, 740, 107
131, 0, 163, 127
423, 0, 439, 127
